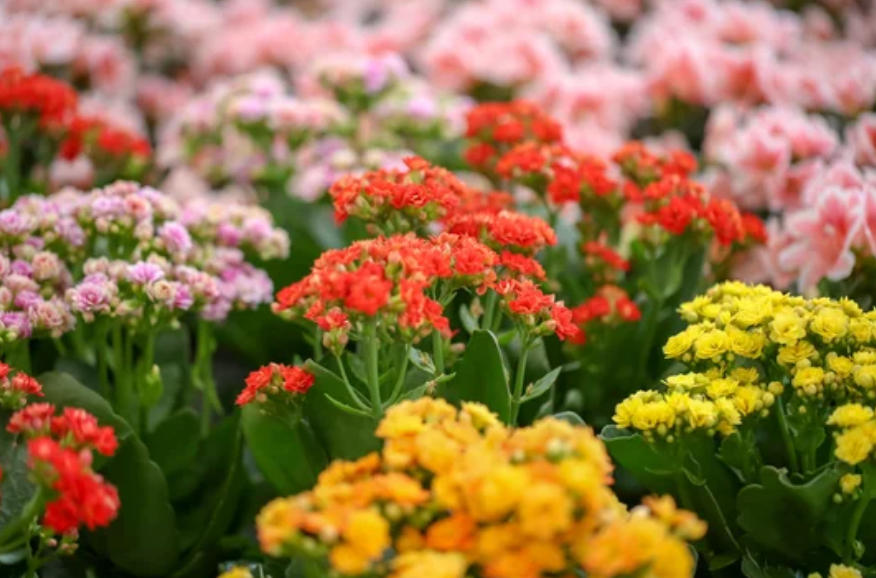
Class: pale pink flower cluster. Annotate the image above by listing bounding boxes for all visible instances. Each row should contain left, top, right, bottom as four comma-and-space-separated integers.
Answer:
626, 0, 876, 113
0, 9, 137, 98
419, 0, 615, 92
704, 105, 840, 211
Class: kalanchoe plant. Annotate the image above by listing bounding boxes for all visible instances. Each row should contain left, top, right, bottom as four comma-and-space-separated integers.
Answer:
461, 101, 767, 426
606, 282, 876, 577
0, 377, 121, 578
250, 399, 705, 578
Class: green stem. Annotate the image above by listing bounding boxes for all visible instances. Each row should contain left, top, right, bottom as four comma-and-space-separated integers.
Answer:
336, 355, 370, 411
362, 322, 382, 418
432, 332, 445, 377
112, 325, 134, 422
775, 397, 800, 475
845, 490, 874, 564
3, 118, 21, 204
314, 328, 324, 360
482, 291, 498, 331
195, 319, 221, 437
386, 346, 410, 407
510, 340, 531, 425
137, 330, 156, 434
675, 471, 697, 513
96, 324, 110, 399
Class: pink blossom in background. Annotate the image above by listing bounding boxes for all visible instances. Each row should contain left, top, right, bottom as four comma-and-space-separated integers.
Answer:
848, 114, 876, 168
779, 185, 863, 290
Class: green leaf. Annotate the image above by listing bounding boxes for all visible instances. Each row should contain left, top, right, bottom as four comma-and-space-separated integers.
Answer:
737, 465, 844, 560
241, 405, 328, 494
0, 410, 35, 540
324, 393, 375, 417
600, 426, 675, 494
146, 409, 200, 477
520, 367, 561, 403
304, 360, 381, 460
38, 372, 180, 576
459, 303, 478, 334
552, 411, 584, 425
171, 414, 247, 578
440, 330, 511, 422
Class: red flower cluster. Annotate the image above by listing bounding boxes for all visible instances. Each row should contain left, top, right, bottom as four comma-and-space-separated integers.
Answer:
237, 363, 315, 406
494, 278, 580, 341
8, 403, 120, 534
569, 286, 641, 345
0, 363, 43, 410
613, 142, 697, 185
0, 67, 77, 128
636, 179, 749, 246
464, 101, 563, 170
8, 404, 118, 456
582, 241, 631, 284
275, 234, 501, 343
28, 436, 120, 533
445, 209, 557, 255
60, 115, 151, 161
329, 157, 466, 229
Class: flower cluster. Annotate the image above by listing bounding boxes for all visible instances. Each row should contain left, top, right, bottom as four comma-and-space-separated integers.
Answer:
828, 404, 876, 467
330, 157, 466, 232
256, 398, 704, 578
615, 283, 876, 441
0, 67, 77, 128
274, 234, 499, 344
236, 363, 315, 407
495, 278, 580, 342
7, 402, 120, 534
0, 362, 42, 409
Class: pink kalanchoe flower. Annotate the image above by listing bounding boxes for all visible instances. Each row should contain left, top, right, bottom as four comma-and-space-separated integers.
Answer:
126, 262, 165, 285
779, 185, 864, 290
848, 114, 876, 168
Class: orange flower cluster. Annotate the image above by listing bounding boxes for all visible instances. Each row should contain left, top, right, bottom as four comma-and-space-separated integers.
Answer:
0, 67, 77, 128
256, 399, 704, 578
329, 157, 467, 232
570, 285, 642, 345
445, 210, 557, 255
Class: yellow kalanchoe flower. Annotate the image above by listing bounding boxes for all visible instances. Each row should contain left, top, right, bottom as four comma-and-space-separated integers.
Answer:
217, 568, 254, 578
840, 473, 862, 495
256, 399, 702, 578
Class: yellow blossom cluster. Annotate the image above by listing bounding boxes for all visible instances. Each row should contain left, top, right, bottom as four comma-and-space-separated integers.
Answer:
808, 564, 864, 578
616, 283, 876, 438
256, 398, 705, 578
828, 403, 876, 466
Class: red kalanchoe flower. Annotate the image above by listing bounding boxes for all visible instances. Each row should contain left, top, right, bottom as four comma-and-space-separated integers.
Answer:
51, 408, 119, 457
0, 67, 77, 127
583, 242, 630, 273
0, 365, 44, 410
495, 279, 578, 340
702, 198, 745, 246
570, 286, 641, 337
7, 402, 56, 435
550, 303, 581, 342
27, 436, 120, 533
465, 101, 563, 145
237, 364, 315, 406
445, 210, 556, 256
329, 157, 466, 230
741, 212, 768, 245
500, 251, 546, 281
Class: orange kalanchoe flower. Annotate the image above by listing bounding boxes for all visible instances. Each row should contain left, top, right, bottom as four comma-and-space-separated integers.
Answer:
445, 210, 557, 255
274, 234, 499, 343
329, 157, 467, 231
494, 279, 580, 342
